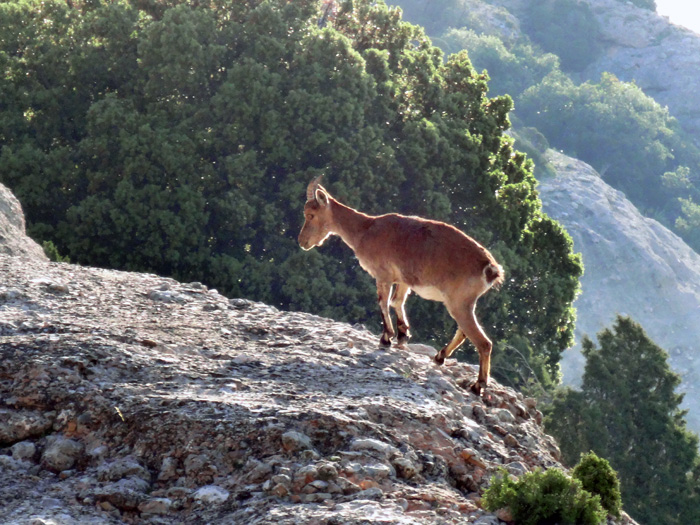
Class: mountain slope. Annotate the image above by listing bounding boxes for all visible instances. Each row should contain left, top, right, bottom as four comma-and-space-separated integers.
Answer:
538, 151, 700, 433
395, 0, 700, 435
579, 0, 700, 136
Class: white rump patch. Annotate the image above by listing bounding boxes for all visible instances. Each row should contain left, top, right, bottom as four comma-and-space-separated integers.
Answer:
411, 285, 445, 302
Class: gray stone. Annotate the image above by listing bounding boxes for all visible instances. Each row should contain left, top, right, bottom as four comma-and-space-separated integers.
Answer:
243, 458, 273, 483
347, 487, 383, 501
11, 441, 36, 461
0, 183, 48, 259
41, 437, 84, 472
158, 456, 179, 481
281, 430, 313, 452
316, 461, 339, 481
505, 461, 529, 477
98, 456, 150, 482
349, 438, 399, 457
0, 410, 53, 445
193, 485, 229, 504
493, 408, 516, 424
94, 478, 150, 511
0, 455, 28, 471
139, 497, 172, 515
363, 462, 394, 480
392, 457, 420, 480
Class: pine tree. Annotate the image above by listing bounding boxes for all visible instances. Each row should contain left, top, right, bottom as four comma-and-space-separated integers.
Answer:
545, 316, 700, 525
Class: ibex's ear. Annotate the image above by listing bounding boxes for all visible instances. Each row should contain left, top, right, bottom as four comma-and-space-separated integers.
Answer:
315, 188, 330, 207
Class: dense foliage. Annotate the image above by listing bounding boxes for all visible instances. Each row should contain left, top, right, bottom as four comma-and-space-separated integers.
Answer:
572, 452, 622, 519
0, 0, 582, 389
483, 467, 607, 525
441, 30, 560, 99
522, 0, 603, 72
517, 72, 700, 214
545, 316, 700, 525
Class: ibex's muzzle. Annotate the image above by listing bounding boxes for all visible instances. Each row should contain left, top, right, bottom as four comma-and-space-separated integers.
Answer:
298, 235, 312, 251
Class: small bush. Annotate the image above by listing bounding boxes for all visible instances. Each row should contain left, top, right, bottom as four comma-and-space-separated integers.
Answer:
482, 468, 607, 525
42, 241, 70, 263
573, 452, 622, 518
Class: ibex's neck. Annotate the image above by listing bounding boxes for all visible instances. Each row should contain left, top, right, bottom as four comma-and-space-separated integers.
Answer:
330, 199, 374, 251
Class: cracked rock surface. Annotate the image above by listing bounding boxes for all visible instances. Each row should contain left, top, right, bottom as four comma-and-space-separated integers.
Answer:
0, 251, 639, 524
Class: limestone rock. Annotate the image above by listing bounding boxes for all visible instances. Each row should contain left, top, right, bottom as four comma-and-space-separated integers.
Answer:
11, 441, 36, 462
281, 430, 313, 452
0, 183, 47, 260
0, 250, 639, 524
41, 437, 84, 472
193, 485, 229, 505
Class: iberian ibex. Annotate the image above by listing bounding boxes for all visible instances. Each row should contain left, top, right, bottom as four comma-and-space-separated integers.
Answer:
298, 177, 504, 394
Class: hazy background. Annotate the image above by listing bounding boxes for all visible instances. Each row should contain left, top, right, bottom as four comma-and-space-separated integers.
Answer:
656, 0, 700, 33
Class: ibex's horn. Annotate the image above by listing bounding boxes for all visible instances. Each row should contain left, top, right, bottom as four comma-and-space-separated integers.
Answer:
306, 175, 324, 202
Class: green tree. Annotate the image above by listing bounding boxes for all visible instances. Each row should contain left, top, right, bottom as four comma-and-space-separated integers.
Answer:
675, 197, 700, 249
0, 0, 582, 390
523, 0, 603, 72
441, 29, 560, 99
545, 316, 700, 525
518, 72, 700, 213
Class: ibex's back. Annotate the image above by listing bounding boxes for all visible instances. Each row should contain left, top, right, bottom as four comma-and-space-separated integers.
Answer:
356, 214, 501, 291
298, 177, 503, 395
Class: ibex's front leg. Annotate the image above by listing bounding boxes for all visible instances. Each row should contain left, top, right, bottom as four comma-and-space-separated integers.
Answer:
391, 283, 411, 347
377, 282, 395, 346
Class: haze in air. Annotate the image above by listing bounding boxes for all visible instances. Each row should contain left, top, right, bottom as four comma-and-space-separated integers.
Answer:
656, 0, 700, 34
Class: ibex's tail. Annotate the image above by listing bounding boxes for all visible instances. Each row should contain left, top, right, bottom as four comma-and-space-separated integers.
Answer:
484, 262, 505, 289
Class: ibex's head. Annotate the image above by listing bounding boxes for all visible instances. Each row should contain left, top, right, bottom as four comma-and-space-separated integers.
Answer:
298, 175, 333, 251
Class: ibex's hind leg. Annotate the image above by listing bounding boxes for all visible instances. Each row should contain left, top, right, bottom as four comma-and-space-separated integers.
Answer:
438, 301, 493, 396
377, 282, 395, 346
390, 283, 411, 347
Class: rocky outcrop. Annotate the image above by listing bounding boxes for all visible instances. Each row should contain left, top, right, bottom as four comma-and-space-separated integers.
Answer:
579, 0, 700, 137
538, 150, 700, 433
488, 0, 700, 137
0, 248, 640, 523
0, 183, 46, 260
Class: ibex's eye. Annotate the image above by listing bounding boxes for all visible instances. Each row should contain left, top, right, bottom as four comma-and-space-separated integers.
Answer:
307, 214, 315, 220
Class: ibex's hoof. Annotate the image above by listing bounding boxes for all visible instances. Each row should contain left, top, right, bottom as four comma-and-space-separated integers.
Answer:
397, 334, 411, 347
470, 381, 486, 396
379, 335, 392, 347
434, 352, 445, 365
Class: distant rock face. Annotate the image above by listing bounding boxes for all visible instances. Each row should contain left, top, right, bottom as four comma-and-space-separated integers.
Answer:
539, 150, 700, 433
0, 183, 46, 260
0, 251, 638, 524
492, 0, 700, 136
579, 0, 700, 137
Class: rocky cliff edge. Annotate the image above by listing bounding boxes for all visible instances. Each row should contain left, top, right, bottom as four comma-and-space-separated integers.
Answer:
0, 183, 46, 261
0, 250, 561, 524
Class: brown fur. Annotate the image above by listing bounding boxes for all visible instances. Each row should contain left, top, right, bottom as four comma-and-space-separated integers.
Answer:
298, 178, 504, 395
